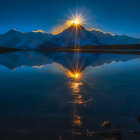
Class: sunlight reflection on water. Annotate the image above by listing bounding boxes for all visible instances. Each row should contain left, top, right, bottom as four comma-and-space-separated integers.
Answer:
0, 51, 140, 139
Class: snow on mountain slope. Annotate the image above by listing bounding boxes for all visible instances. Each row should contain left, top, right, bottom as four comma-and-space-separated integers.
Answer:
40, 24, 140, 49
54, 24, 99, 46
0, 26, 140, 50
0, 29, 53, 49
91, 29, 140, 45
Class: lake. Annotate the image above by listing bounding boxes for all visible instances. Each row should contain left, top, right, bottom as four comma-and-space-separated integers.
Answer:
0, 51, 140, 140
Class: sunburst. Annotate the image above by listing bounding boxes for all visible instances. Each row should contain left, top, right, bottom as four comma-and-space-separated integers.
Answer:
66, 13, 86, 27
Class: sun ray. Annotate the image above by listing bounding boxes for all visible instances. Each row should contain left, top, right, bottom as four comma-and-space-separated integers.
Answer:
67, 13, 86, 27
52, 11, 87, 35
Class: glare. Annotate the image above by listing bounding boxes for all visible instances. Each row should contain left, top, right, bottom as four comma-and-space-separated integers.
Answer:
69, 82, 83, 93
67, 71, 82, 80
75, 20, 79, 24
67, 12, 86, 27
71, 18, 81, 26
75, 73, 79, 78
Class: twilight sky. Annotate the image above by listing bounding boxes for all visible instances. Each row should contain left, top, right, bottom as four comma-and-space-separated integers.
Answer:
0, 0, 140, 37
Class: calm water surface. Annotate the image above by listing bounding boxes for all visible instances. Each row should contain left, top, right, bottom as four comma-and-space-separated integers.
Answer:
0, 51, 140, 140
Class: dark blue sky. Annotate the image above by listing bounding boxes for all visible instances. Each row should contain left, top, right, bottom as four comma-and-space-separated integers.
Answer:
0, 0, 140, 37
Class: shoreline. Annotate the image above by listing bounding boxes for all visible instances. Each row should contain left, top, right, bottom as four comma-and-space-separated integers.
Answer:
0, 44, 140, 55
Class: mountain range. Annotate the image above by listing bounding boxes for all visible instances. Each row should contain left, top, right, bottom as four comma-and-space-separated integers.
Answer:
0, 24, 140, 50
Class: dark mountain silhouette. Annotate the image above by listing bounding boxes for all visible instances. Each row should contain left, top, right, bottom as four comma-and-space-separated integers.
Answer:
39, 24, 140, 50
0, 25, 140, 50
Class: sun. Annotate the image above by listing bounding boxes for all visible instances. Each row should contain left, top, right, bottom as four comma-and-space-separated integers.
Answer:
75, 73, 79, 78
52, 11, 87, 34
71, 17, 81, 26
67, 71, 83, 80
74, 20, 79, 24
67, 13, 86, 27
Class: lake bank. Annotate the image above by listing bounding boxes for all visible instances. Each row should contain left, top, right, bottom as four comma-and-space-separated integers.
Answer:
0, 44, 140, 55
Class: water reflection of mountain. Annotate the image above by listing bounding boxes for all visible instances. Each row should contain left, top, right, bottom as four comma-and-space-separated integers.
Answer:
0, 51, 139, 70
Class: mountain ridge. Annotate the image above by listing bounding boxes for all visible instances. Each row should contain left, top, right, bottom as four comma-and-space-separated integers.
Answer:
0, 25, 140, 50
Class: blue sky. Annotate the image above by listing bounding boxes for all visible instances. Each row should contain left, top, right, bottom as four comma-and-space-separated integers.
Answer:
0, 0, 140, 37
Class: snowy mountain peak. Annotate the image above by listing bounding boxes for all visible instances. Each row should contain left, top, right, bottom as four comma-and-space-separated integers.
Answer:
0, 29, 53, 49
7, 28, 21, 33
58, 23, 87, 35
6, 29, 22, 35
